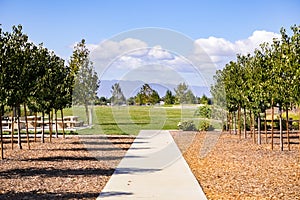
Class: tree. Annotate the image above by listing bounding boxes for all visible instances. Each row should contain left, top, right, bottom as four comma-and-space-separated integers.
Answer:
199, 94, 209, 105
3, 25, 33, 149
196, 105, 212, 119
127, 97, 135, 105
211, 25, 300, 151
0, 25, 5, 159
70, 39, 100, 124
164, 90, 175, 105
135, 84, 160, 105
174, 82, 189, 104
185, 89, 196, 104
95, 96, 108, 105
111, 83, 126, 106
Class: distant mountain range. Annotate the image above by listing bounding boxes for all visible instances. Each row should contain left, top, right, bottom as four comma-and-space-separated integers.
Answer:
98, 80, 211, 98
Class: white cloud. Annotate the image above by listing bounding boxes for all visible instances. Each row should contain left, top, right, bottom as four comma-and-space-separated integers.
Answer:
148, 45, 174, 60
194, 30, 280, 67
90, 38, 148, 61
87, 30, 280, 86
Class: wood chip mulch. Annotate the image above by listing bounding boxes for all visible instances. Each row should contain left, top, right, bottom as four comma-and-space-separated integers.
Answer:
0, 135, 135, 200
171, 131, 300, 200
1, 132, 299, 200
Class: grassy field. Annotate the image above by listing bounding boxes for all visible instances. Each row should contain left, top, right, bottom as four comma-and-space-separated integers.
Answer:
65, 105, 209, 135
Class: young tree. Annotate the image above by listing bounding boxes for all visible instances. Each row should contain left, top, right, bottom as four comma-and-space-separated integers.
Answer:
199, 94, 209, 105
164, 90, 175, 105
174, 82, 188, 104
135, 84, 160, 105
185, 89, 196, 104
0, 26, 5, 159
111, 83, 126, 106
3, 25, 33, 149
70, 39, 100, 124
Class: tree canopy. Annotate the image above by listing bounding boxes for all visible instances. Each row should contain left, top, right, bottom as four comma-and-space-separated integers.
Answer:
211, 25, 300, 150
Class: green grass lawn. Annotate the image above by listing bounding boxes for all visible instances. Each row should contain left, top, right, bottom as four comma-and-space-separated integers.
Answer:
64, 105, 206, 135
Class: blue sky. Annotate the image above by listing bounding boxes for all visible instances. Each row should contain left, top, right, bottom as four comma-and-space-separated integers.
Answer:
1, 0, 300, 97
1, 0, 299, 59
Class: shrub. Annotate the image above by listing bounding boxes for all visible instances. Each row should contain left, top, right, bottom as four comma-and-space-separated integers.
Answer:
177, 120, 197, 131
199, 120, 214, 131
195, 105, 211, 118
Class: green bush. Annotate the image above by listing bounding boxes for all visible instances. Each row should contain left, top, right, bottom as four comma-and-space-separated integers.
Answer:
177, 120, 197, 131
195, 105, 211, 118
199, 120, 214, 131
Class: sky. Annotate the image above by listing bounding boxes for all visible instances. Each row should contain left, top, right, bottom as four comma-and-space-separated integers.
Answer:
1, 0, 300, 96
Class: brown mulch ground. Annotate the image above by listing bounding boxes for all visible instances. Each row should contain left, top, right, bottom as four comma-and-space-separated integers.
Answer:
172, 131, 300, 200
0, 135, 135, 200
1, 132, 299, 200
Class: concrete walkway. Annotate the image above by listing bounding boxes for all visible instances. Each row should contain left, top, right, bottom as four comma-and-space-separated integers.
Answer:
97, 130, 207, 200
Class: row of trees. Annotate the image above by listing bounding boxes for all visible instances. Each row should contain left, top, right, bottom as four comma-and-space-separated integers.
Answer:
0, 25, 99, 159
211, 25, 300, 151
108, 82, 210, 106
0, 25, 73, 153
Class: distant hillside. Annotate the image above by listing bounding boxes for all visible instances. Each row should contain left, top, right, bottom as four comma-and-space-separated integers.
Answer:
98, 80, 210, 98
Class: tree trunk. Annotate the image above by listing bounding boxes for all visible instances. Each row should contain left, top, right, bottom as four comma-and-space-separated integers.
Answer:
238, 105, 241, 139
234, 111, 237, 135
0, 105, 4, 160
11, 109, 14, 150
286, 106, 290, 151
41, 111, 45, 143
253, 113, 256, 144
264, 110, 267, 144
17, 106, 22, 149
271, 105, 274, 150
34, 112, 37, 142
299, 107, 300, 155
243, 107, 247, 139
24, 104, 30, 149
257, 113, 261, 145
55, 109, 58, 138
250, 110, 253, 138
48, 111, 52, 143
61, 109, 65, 139
85, 104, 89, 125
229, 112, 232, 134
225, 111, 229, 132
279, 106, 283, 151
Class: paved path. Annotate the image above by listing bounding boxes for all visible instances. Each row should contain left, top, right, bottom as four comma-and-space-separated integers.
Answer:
97, 130, 207, 200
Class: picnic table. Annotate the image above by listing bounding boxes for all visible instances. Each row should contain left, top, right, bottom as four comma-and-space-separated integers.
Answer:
1, 115, 84, 131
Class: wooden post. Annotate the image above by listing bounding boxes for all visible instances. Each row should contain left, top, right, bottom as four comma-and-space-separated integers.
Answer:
17, 106, 22, 149
258, 113, 261, 145
271, 105, 274, 150
61, 109, 65, 139
234, 111, 237, 135
41, 111, 45, 143
279, 106, 283, 151
238, 105, 241, 139
55, 109, 58, 138
24, 104, 30, 150
264, 110, 267, 144
11, 109, 14, 150
286, 106, 290, 151
250, 110, 253, 138
228, 112, 231, 134
243, 107, 247, 139
1, 106, 4, 160
49, 111, 52, 143
253, 113, 256, 144
34, 112, 37, 142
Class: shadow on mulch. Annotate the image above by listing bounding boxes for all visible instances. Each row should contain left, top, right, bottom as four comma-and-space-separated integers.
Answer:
0, 167, 115, 179
47, 147, 123, 151
0, 191, 100, 200
20, 155, 124, 162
